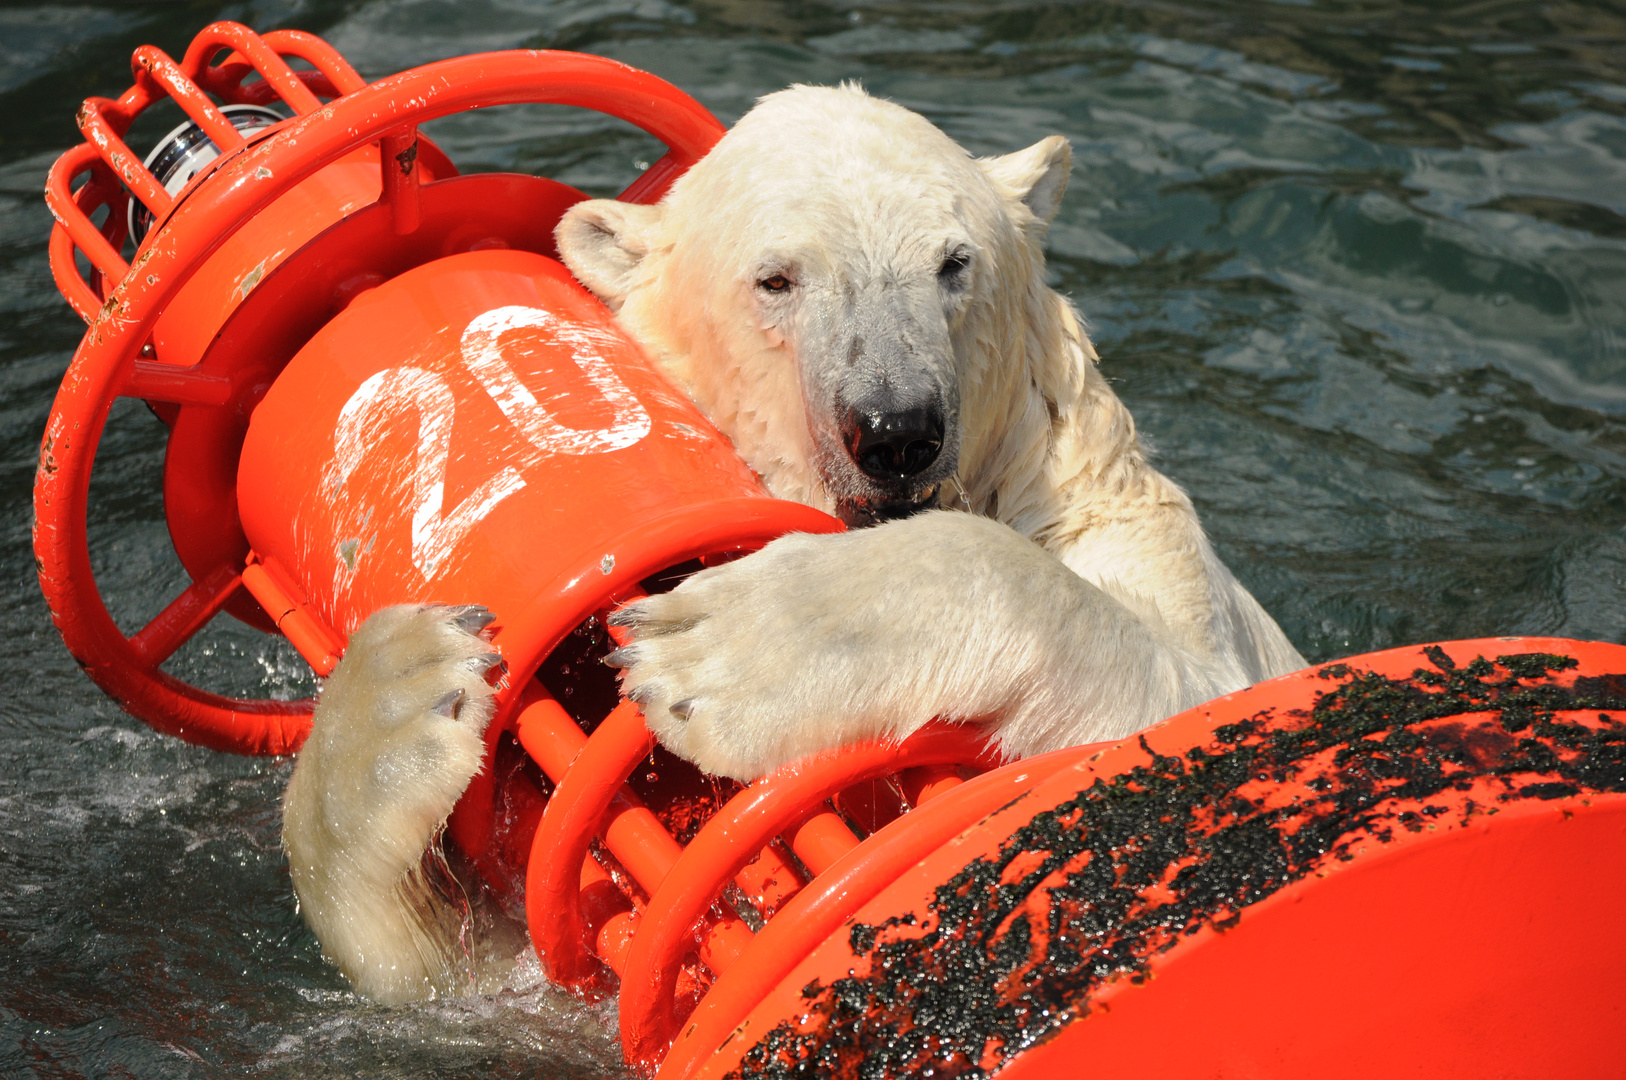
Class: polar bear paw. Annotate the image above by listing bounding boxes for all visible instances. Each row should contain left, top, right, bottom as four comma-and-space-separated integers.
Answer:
282, 604, 502, 1003
606, 524, 981, 781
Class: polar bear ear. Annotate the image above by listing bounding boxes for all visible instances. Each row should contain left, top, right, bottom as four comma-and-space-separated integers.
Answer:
979, 135, 1072, 225
555, 199, 664, 308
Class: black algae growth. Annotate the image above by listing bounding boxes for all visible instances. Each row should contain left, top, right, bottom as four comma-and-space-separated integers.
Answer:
730, 650, 1626, 1079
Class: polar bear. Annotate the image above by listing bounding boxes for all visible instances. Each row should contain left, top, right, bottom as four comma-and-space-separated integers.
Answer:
282, 84, 1305, 1001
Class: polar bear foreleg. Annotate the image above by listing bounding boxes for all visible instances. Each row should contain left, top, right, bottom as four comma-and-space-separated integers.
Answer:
282, 604, 499, 1003
608, 512, 1227, 781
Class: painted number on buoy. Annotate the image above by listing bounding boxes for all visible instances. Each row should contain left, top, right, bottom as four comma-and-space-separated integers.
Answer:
461, 306, 650, 456
323, 305, 650, 581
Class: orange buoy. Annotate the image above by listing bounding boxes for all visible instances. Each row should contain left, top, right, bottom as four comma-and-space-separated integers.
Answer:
674, 638, 1626, 1080
38, 23, 1626, 1079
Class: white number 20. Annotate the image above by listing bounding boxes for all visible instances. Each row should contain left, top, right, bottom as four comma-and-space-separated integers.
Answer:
323, 305, 651, 580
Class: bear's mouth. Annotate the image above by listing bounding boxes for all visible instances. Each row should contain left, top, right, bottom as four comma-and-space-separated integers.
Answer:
836, 485, 941, 528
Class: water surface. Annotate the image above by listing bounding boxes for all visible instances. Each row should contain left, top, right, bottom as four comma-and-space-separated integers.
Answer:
3, 1, 1624, 1075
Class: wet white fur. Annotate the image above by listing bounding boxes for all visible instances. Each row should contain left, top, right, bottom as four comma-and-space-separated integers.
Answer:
283, 84, 1305, 999
560, 85, 1305, 778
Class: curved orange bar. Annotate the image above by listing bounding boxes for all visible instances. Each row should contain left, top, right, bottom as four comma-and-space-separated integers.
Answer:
132, 46, 245, 151
256, 29, 367, 94
618, 726, 1003, 1071
656, 742, 1103, 1080
179, 21, 324, 114
526, 696, 658, 986
76, 96, 173, 216
45, 144, 128, 290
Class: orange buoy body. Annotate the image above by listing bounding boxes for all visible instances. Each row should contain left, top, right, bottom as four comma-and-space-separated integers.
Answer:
36, 22, 1626, 1080
676, 637, 1626, 1080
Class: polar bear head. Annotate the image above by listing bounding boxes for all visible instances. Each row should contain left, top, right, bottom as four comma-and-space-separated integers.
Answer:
557, 84, 1075, 527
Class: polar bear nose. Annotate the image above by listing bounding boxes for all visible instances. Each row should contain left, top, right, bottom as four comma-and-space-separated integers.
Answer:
844, 405, 945, 480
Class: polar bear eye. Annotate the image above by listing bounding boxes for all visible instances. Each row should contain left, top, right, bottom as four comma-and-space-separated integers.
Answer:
757, 274, 793, 293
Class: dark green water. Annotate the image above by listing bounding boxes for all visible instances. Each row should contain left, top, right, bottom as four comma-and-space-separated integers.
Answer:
2, 1, 1623, 1076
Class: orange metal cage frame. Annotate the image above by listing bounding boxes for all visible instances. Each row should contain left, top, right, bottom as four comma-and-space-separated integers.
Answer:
48, 25, 364, 323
